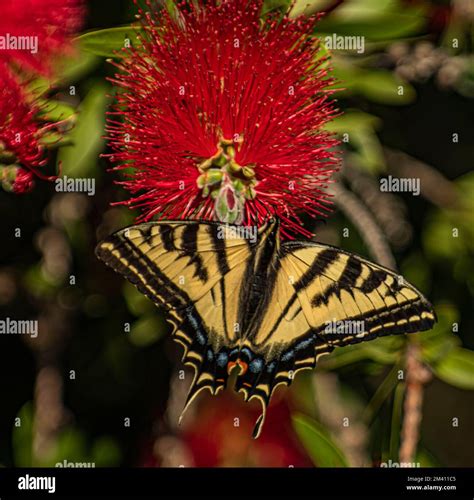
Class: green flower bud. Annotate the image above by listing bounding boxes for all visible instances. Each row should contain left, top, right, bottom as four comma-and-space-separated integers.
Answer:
196, 173, 207, 189
215, 182, 244, 224
227, 159, 241, 174
198, 158, 213, 172
207, 168, 224, 185
242, 166, 255, 179
1, 165, 19, 192
212, 154, 227, 168
244, 186, 257, 200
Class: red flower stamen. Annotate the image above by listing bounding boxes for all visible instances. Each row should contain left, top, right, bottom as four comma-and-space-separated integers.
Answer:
0, 82, 48, 193
0, 0, 84, 81
107, 0, 340, 237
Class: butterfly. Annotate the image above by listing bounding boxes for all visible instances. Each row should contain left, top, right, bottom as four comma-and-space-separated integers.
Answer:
96, 218, 436, 438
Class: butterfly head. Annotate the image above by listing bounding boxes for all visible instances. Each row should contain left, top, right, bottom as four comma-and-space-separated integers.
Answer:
264, 216, 279, 231
257, 216, 280, 245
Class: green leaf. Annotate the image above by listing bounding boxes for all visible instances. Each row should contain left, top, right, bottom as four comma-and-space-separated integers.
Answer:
57, 82, 109, 178
262, 0, 292, 15
316, 0, 426, 41
37, 99, 76, 122
431, 348, 474, 390
317, 13, 425, 41
55, 50, 100, 84
12, 402, 34, 467
363, 364, 400, 423
325, 110, 385, 173
27, 51, 99, 98
290, 0, 332, 18
77, 26, 144, 58
26, 77, 54, 98
333, 63, 416, 105
324, 110, 381, 134
292, 414, 349, 467
123, 282, 155, 316
129, 314, 166, 347
91, 437, 121, 466
356, 71, 416, 104
321, 336, 402, 371
416, 447, 442, 467
50, 428, 88, 466
40, 131, 72, 149
419, 303, 459, 364
423, 212, 468, 261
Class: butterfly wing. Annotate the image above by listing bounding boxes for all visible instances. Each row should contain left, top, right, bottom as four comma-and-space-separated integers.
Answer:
95, 220, 263, 415
238, 241, 436, 437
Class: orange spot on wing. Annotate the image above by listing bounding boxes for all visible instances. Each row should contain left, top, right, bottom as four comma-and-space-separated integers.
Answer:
227, 359, 248, 376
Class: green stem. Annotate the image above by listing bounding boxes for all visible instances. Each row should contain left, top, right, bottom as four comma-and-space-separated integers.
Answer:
316, 349, 372, 371
362, 362, 400, 424
389, 382, 406, 460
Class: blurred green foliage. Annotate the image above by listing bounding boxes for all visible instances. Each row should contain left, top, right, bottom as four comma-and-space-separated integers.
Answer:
1, 0, 473, 468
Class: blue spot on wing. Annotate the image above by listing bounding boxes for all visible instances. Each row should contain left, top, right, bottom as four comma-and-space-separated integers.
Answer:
185, 310, 206, 345
295, 338, 313, 351
249, 359, 264, 373
266, 361, 276, 373
281, 350, 294, 362
217, 352, 228, 367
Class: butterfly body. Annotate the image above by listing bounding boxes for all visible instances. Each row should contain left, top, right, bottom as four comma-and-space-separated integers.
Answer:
96, 218, 436, 438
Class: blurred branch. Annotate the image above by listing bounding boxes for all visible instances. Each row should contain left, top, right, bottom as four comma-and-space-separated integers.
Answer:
26, 195, 82, 463
384, 148, 461, 210
399, 343, 432, 465
33, 365, 67, 461
342, 163, 413, 250
362, 363, 400, 424
333, 166, 437, 466
313, 373, 369, 467
331, 182, 397, 270
153, 372, 195, 467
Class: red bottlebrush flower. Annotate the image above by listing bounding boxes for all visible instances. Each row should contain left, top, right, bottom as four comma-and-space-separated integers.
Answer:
0, 0, 84, 81
181, 393, 312, 467
107, 0, 340, 237
0, 81, 50, 193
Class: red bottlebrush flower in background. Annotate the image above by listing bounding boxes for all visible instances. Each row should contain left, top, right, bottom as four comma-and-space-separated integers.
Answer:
180, 394, 313, 467
0, 0, 84, 82
140, 392, 313, 467
107, 0, 340, 237
0, 0, 84, 193
0, 81, 50, 193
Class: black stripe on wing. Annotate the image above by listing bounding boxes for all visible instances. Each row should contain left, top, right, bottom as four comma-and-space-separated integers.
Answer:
95, 228, 232, 417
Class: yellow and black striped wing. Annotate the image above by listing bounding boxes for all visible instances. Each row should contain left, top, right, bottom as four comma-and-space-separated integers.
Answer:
95, 220, 264, 411
236, 241, 436, 437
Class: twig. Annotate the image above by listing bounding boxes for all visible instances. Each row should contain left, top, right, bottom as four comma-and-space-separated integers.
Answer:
399, 344, 432, 465
332, 171, 433, 466
33, 364, 67, 461
330, 182, 397, 270
342, 164, 413, 250
313, 373, 370, 467
384, 148, 460, 210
